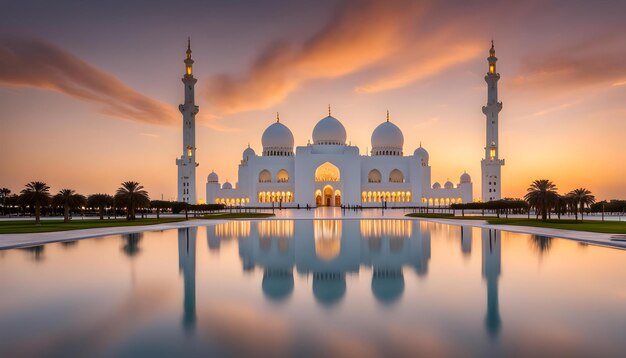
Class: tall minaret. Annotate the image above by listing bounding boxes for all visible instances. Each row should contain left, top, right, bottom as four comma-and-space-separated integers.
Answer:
176, 38, 199, 203
482, 228, 502, 337
481, 41, 505, 202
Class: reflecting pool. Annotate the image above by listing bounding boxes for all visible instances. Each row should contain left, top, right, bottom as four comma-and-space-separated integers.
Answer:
1, 220, 625, 357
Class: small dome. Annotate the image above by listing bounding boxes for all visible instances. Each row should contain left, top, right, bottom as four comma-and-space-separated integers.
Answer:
222, 181, 232, 190
242, 146, 255, 161
312, 116, 346, 145
432, 182, 441, 189
444, 180, 454, 189
460, 172, 471, 184
371, 120, 404, 156
262, 121, 294, 154
414, 146, 429, 165
207, 171, 218, 183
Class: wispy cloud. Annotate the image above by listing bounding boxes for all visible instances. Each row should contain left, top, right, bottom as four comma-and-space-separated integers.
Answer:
139, 133, 160, 138
510, 34, 626, 94
413, 116, 440, 128
205, 0, 484, 113
531, 103, 574, 117
0, 35, 178, 125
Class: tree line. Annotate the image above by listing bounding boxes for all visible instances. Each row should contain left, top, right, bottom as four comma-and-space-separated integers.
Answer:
0, 181, 224, 225
452, 180, 603, 222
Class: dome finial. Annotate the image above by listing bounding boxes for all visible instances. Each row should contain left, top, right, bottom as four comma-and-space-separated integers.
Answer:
276, 112, 280, 123
386, 110, 390, 122
328, 104, 331, 116
419, 141, 422, 147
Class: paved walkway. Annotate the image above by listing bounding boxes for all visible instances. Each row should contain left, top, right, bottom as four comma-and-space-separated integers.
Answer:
1, 208, 624, 250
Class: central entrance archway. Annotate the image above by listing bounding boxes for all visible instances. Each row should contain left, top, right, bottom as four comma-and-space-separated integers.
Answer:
316, 185, 341, 207
314, 162, 341, 207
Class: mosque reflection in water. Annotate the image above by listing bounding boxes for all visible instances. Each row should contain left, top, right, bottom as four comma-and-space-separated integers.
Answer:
177, 220, 502, 336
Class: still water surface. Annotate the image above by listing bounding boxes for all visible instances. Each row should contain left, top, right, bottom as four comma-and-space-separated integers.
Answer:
0, 220, 625, 357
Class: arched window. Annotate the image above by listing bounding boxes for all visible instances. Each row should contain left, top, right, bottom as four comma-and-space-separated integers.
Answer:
259, 169, 272, 183
389, 169, 404, 183
315, 162, 340, 182
368, 169, 382, 183
276, 169, 289, 183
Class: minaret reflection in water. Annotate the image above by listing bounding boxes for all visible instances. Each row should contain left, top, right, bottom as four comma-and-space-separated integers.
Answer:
178, 227, 197, 333
482, 228, 502, 337
460, 226, 472, 256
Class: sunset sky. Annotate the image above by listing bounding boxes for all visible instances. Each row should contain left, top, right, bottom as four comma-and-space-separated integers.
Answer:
1, 0, 624, 201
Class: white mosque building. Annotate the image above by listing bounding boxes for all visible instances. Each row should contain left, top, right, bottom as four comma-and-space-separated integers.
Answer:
177, 41, 504, 207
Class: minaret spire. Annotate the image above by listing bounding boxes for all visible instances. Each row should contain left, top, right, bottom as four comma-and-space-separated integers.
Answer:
481, 41, 504, 202
177, 38, 199, 204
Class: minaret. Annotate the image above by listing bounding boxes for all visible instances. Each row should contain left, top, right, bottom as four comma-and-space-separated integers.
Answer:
482, 228, 502, 337
481, 41, 505, 202
176, 38, 199, 203
178, 227, 197, 333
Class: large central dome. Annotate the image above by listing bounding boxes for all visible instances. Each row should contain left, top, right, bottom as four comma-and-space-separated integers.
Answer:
262, 120, 294, 156
312, 115, 347, 145
371, 119, 404, 156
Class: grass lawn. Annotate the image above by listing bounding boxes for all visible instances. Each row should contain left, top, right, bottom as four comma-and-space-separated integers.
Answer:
0, 218, 186, 234
199, 213, 276, 220
405, 213, 626, 234
405, 213, 487, 220
0, 213, 277, 234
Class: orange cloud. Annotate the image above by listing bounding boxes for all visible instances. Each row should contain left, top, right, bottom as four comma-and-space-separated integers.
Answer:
0, 35, 178, 125
356, 33, 482, 93
207, 0, 486, 113
510, 34, 626, 94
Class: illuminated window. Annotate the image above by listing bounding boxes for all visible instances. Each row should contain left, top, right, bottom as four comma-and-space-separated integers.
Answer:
315, 162, 340, 182
490, 146, 496, 160
186, 66, 192, 75
187, 147, 192, 156
489, 64, 495, 74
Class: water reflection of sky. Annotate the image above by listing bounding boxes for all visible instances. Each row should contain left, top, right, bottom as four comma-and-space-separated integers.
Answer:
0, 220, 625, 357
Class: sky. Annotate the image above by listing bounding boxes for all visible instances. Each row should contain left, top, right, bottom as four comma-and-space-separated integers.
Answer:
0, 0, 625, 201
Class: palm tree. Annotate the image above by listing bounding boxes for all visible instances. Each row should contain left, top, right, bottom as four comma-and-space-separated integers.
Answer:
87, 194, 114, 220
115, 181, 150, 220
52, 189, 87, 223
554, 194, 568, 220
524, 179, 559, 221
568, 188, 595, 222
20, 181, 51, 225
150, 200, 170, 219
0, 188, 11, 216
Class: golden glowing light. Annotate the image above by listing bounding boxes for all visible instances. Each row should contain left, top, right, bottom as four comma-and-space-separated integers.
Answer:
315, 162, 340, 182
314, 220, 342, 260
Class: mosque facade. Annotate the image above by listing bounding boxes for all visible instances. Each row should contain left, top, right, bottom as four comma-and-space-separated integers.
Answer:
177, 41, 504, 206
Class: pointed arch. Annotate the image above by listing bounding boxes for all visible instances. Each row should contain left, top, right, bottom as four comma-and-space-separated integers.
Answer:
389, 169, 404, 183
368, 169, 382, 183
315, 162, 340, 182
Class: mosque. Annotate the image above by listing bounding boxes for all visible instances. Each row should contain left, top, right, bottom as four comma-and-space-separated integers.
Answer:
176, 40, 504, 206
